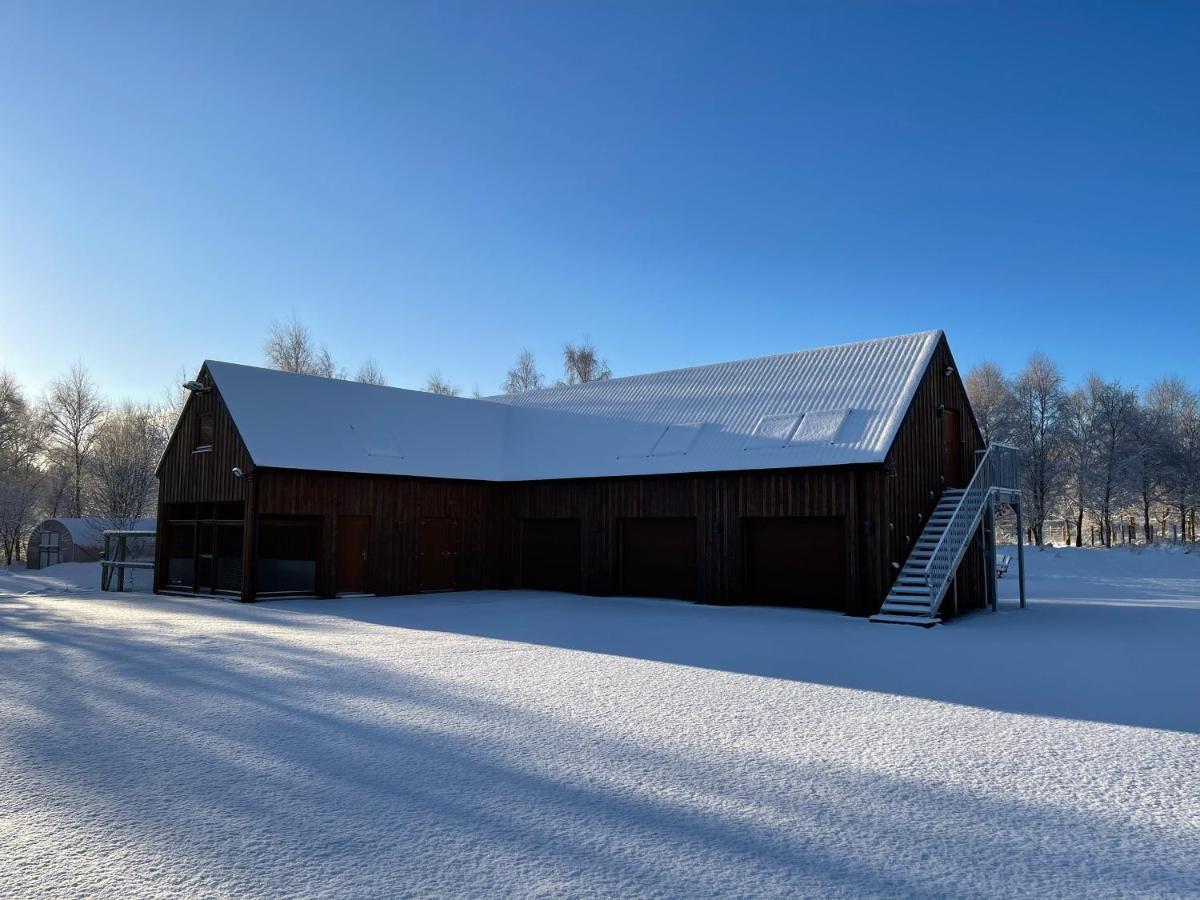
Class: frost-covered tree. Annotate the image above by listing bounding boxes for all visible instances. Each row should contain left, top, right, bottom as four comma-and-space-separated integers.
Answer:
88, 401, 169, 530
1148, 377, 1200, 542
41, 362, 106, 518
424, 371, 460, 396
0, 372, 45, 564
355, 358, 388, 386
1090, 379, 1138, 547
1062, 377, 1101, 546
264, 315, 339, 377
1010, 353, 1067, 545
1126, 395, 1168, 543
503, 349, 544, 394
562, 340, 612, 385
964, 361, 1013, 445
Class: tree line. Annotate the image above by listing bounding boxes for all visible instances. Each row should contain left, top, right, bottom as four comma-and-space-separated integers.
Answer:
9, 322, 1191, 566
263, 313, 613, 396
0, 364, 177, 564
965, 355, 1199, 547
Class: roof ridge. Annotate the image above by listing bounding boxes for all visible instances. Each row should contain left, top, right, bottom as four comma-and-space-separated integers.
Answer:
486, 329, 942, 400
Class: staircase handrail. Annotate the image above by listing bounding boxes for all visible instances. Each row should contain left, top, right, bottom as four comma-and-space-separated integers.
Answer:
920, 443, 1020, 615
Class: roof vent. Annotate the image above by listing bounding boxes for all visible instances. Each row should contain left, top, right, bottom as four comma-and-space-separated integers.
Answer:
350, 423, 404, 459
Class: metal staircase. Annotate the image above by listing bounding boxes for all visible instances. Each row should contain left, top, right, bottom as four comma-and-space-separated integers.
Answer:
870, 443, 1021, 627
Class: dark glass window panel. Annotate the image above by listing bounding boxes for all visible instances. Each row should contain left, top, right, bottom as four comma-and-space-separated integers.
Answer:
197, 523, 213, 556
197, 414, 214, 448
214, 502, 244, 521
256, 518, 320, 594
166, 522, 195, 589
215, 524, 244, 592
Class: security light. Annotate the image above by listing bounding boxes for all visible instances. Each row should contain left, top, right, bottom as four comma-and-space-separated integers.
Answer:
232, 467, 244, 478
943, 365, 955, 377
183, 380, 210, 393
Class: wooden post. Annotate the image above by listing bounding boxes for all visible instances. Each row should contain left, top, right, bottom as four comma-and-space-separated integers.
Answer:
240, 471, 259, 603
116, 534, 126, 592
987, 497, 998, 612
1015, 499, 1027, 610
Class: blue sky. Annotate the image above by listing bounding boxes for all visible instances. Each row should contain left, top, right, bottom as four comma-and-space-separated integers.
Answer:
1, 1, 1197, 399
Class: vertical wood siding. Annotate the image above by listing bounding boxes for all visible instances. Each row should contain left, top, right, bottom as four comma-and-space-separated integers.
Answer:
878, 335, 988, 614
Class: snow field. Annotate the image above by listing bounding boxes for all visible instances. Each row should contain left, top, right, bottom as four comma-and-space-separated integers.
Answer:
1, 548, 1198, 897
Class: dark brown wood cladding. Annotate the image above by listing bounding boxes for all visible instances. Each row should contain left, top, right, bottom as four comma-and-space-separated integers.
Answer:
155, 365, 254, 593
876, 335, 987, 612
157, 340, 992, 615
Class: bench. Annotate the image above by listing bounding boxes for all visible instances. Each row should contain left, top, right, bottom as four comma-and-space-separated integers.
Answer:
996, 553, 1012, 578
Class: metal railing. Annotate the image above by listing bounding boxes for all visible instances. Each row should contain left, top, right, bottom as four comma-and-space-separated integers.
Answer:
101, 529, 157, 592
921, 443, 1020, 616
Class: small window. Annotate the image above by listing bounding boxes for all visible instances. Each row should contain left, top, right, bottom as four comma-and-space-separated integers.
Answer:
196, 414, 214, 451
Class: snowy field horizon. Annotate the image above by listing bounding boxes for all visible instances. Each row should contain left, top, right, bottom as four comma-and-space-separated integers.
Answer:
2, 546, 1198, 897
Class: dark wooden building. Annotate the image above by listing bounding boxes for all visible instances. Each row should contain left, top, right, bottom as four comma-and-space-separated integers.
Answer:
155, 330, 1003, 621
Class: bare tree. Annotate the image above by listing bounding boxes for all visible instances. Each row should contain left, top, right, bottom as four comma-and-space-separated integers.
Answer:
0, 372, 45, 564
503, 349, 544, 394
1091, 379, 1137, 546
41, 362, 106, 518
964, 361, 1013, 445
1127, 395, 1166, 543
0, 370, 25, 454
40, 448, 74, 518
88, 400, 167, 530
1148, 377, 1200, 542
424, 371, 460, 396
562, 339, 612, 385
1011, 353, 1066, 545
355, 358, 388, 386
1062, 377, 1101, 546
264, 314, 340, 377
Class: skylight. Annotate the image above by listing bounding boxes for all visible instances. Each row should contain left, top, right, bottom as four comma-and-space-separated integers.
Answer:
790, 409, 850, 445
743, 413, 803, 450
650, 422, 706, 456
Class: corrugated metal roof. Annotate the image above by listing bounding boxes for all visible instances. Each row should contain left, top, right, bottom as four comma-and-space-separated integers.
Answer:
206, 329, 942, 481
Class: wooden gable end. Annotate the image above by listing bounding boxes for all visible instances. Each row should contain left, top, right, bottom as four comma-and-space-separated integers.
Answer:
157, 365, 254, 504
869, 335, 985, 593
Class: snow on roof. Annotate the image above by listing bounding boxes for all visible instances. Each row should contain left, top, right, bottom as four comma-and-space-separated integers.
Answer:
38, 517, 156, 547
206, 330, 942, 482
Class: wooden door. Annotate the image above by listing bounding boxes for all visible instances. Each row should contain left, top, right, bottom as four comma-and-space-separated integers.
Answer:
620, 518, 697, 601
520, 518, 581, 593
419, 517, 459, 591
336, 515, 371, 594
743, 517, 846, 610
942, 407, 963, 487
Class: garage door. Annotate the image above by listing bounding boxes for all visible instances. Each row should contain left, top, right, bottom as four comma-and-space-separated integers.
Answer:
743, 516, 846, 610
520, 518, 582, 593
620, 518, 697, 601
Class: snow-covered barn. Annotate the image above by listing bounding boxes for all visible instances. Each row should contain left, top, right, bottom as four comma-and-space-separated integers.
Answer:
25, 517, 155, 569
154, 330, 1022, 624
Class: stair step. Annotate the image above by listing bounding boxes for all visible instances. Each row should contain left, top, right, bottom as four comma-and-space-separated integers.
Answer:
869, 613, 941, 627
884, 599, 932, 610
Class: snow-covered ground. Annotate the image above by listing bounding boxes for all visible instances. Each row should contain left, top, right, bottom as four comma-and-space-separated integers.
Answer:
2, 548, 1198, 898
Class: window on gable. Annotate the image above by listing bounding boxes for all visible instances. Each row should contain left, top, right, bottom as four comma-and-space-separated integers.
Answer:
196, 413, 214, 451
